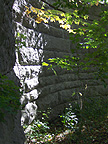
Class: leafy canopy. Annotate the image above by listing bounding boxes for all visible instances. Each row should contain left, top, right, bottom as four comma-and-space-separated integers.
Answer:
25, 0, 108, 81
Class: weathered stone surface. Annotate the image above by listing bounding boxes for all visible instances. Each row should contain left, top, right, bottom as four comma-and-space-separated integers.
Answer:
0, 0, 15, 75
13, 0, 108, 125
0, 111, 24, 144
0, 0, 25, 143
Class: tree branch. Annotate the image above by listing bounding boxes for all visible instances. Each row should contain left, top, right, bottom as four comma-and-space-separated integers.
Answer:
40, 0, 66, 13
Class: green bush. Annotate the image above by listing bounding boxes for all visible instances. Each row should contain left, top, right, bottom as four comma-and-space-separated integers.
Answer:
24, 106, 79, 143
0, 74, 20, 121
24, 110, 52, 143
71, 97, 108, 144
60, 104, 78, 130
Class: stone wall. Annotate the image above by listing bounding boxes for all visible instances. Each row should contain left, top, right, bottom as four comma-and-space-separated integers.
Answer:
0, 0, 25, 143
13, 0, 108, 125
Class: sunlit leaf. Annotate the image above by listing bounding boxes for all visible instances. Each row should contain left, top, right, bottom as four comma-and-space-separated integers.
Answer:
42, 62, 49, 66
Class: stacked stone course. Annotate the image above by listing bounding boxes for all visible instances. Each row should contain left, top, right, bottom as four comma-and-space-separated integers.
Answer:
13, 0, 108, 125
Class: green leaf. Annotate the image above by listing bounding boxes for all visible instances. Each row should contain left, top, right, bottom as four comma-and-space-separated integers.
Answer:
42, 62, 49, 66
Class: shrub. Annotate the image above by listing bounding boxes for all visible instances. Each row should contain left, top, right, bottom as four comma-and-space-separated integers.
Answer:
0, 74, 20, 121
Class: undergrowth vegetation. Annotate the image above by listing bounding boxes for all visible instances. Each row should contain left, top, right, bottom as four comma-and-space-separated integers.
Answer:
0, 74, 20, 121
24, 98, 108, 144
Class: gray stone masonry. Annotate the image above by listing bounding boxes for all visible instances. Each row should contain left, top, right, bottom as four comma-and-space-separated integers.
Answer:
13, 0, 108, 125
0, 0, 25, 143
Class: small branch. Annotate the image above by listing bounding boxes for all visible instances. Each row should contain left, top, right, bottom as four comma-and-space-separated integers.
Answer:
40, 0, 66, 13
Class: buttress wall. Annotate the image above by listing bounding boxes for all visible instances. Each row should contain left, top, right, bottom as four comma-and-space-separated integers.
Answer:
13, 0, 108, 124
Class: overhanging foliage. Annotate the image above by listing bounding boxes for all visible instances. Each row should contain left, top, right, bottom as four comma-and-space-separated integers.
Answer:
25, 0, 108, 81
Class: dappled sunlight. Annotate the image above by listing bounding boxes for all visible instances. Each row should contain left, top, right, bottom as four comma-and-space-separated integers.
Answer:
12, 1, 108, 144
13, 1, 49, 124
14, 27, 46, 125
